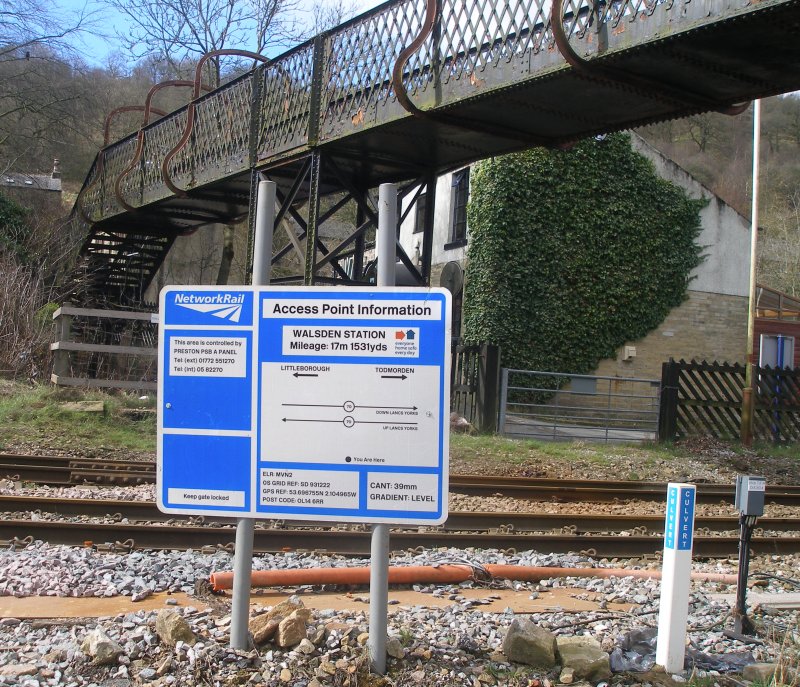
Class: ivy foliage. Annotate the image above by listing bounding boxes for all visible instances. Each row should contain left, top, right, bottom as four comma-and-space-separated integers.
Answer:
462, 133, 705, 374
0, 192, 32, 264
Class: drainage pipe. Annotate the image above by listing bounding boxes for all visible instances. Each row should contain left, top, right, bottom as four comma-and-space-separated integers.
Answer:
209, 564, 736, 592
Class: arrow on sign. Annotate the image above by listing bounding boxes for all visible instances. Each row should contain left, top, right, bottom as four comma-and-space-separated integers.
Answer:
281, 403, 418, 410
282, 418, 341, 423
293, 372, 318, 378
380, 374, 407, 380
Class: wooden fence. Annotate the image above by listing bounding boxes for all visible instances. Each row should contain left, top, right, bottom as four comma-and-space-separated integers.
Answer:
450, 341, 501, 432
51, 305, 157, 391
659, 358, 800, 443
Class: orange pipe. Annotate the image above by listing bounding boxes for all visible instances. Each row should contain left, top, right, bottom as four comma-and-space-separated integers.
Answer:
209, 564, 737, 592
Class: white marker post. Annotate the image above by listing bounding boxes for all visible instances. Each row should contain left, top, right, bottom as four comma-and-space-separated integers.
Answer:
368, 183, 396, 675
230, 178, 276, 650
656, 482, 697, 674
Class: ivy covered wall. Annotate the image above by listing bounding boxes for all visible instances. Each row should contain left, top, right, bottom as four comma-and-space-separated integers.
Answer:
462, 133, 705, 374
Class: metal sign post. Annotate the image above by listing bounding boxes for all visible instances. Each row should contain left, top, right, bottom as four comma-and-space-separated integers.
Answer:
655, 483, 697, 674
368, 183, 397, 674
231, 178, 276, 650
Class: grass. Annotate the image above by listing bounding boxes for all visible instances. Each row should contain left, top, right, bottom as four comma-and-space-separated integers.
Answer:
448, 433, 687, 469
1, 381, 799, 473
0, 381, 155, 453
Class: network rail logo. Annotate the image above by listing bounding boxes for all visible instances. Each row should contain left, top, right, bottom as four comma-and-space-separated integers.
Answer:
167, 291, 252, 326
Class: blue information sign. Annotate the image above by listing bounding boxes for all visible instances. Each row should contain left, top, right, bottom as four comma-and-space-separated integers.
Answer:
158, 286, 451, 525
664, 484, 696, 551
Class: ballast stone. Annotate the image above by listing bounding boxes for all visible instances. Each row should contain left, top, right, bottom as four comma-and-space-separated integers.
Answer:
502, 617, 557, 668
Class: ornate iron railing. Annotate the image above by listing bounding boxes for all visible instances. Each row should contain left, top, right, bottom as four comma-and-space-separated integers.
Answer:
76, 0, 798, 225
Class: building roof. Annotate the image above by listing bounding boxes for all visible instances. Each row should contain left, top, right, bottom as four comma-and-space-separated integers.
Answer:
1, 160, 62, 193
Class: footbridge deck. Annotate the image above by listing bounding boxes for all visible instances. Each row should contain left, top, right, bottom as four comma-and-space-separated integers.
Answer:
72, 0, 800, 302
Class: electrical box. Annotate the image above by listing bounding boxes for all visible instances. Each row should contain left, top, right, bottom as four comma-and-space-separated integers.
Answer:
623, 346, 637, 360
735, 475, 766, 517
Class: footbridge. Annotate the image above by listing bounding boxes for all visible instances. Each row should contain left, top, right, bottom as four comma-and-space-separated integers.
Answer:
71, 0, 800, 304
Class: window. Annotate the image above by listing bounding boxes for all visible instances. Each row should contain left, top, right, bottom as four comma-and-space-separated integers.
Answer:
447, 169, 469, 248
413, 192, 427, 234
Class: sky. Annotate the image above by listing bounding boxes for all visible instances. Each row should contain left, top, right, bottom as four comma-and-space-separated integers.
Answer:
52, 0, 383, 69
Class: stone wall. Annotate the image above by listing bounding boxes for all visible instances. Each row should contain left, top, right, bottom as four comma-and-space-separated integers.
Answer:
592, 290, 749, 381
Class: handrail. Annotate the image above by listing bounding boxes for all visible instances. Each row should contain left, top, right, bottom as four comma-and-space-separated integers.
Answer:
76, 105, 170, 223
114, 80, 212, 212
390, 0, 565, 148
161, 49, 270, 197
549, 0, 749, 116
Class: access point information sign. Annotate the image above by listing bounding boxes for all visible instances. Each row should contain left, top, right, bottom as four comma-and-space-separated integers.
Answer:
157, 286, 451, 525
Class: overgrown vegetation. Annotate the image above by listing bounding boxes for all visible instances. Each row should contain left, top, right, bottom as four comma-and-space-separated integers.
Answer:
0, 190, 80, 379
463, 133, 704, 375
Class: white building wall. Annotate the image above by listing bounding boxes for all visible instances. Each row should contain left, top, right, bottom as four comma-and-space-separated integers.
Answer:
398, 136, 751, 299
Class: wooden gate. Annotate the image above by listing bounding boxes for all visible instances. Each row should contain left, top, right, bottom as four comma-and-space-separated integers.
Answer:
659, 359, 800, 443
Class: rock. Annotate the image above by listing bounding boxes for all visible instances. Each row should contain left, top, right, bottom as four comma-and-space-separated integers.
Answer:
559, 666, 575, 684
275, 609, 311, 648
0, 664, 38, 677
410, 669, 427, 683
502, 617, 557, 668
450, 412, 474, 433
280, 668, 292, 682
297, 638, 316, 654
556, 636, 611, 681
80, 627, 124, 666
357, 632, 370, 645
742, 663, 779, 683
155, 609, 197, 647
251, 617, 280, 645
250, 596, 307, 646
386, 637, 405, 659
139, 667, 157, 680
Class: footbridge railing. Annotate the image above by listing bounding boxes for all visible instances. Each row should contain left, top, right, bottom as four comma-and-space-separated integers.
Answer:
76, 0, 798, 225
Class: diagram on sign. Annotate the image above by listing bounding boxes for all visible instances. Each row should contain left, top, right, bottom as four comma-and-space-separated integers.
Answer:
259, 362, 440, 467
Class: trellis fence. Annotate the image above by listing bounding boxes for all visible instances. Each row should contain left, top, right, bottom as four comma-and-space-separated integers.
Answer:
659, 359, 800, 443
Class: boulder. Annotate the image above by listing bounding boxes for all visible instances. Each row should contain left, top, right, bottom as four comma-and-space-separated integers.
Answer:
155, 609, 197, 647
556, 635, 611, 681
80, 627, 124, 666
502, 617, 557, 668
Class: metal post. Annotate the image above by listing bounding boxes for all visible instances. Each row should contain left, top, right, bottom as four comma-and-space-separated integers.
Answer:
368, 183, 397, 674
741, 100, 761, 447
230, 178, 276, 651
733, 513, 756, 635
498, 368, 509, 435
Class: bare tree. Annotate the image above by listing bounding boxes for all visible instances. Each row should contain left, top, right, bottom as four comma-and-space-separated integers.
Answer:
102, 0, 302, 86
0, 0, 99, 172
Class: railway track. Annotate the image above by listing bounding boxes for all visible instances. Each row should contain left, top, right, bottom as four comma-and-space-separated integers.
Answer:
4, 453, 800, 505
1, 495, 799, 557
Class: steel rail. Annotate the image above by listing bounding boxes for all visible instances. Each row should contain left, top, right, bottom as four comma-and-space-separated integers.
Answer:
1, 496, 798, 535
0, 519, 797, 557
4, 454, 800, 504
